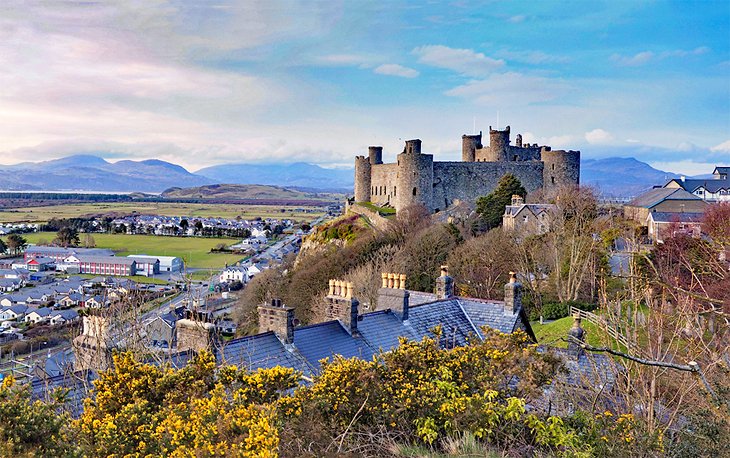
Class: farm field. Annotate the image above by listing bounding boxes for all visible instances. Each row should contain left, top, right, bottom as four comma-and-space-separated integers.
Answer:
2, 232, 245, 269
0, 202, 327, 224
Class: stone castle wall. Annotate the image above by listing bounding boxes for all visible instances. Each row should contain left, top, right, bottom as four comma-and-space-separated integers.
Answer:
432, 162, 544, 212
354, 126, 580, 213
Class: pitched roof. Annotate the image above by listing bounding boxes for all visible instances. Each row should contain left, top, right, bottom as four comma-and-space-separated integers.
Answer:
627, 187, 700, 208
668, 178, 730, 194
219, 331, 312, 376
293, 321, 375, 370
75, 255, 136, 265
713, 166, 730, 175
648, 212, 704, 223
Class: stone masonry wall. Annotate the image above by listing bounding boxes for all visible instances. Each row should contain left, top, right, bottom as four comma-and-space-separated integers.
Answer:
431, 162, 544, 212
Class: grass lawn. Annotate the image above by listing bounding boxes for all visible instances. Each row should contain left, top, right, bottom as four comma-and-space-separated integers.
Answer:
72, 273, 171, 285
531, 316, 604, 349
0, 202, 326, 224
3, 232, 246, 269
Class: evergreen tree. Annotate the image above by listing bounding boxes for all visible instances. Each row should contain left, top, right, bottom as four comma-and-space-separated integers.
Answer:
475, 173, 526, 230
5, 234, 27, 255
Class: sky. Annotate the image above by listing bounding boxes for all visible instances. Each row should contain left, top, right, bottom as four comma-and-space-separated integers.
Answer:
0, 0, 728, 175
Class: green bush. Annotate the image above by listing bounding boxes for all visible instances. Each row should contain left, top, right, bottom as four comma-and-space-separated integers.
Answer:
539, 301, 596, 320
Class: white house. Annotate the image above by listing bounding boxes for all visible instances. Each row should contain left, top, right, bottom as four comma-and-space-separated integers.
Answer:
0, 305, 29, 322
49, 309, 80, 326
219, 266, 247, 284
25, 307, 53, 324
127, 255, 184, 273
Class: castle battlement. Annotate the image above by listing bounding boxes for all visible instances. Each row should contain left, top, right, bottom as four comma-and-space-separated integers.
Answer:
354, 126, 580, 213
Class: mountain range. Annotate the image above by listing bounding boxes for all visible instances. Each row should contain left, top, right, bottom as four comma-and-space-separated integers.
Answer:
0, 154, 689, 197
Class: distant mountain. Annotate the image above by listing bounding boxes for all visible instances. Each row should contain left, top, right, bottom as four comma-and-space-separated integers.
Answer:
0, 155, 212, 192
580, 157, 679, 198
161, 184, 328, 201
196, 162, 353, 191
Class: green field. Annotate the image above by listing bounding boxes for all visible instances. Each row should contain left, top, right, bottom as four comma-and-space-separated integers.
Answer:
0, 202, 326, 224
531, 316, 603, 348
2, 232, 246, 269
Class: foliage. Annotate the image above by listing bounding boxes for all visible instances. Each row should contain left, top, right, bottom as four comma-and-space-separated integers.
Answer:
281, 329, 575, 456
76, 351, 296, 457
539, 301, 596, 321
447, 229, 516, 300
475, 174, 526, 231
0, 375, 75, 458
5, 233, 27, 255
55, 227, 80, 247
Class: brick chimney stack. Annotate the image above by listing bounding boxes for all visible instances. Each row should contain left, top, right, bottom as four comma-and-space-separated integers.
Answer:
511, 195, 524, 206
435, 265, 454, 300
504, 271, 522, 314
378, 272, 410, 321
258, 298, 295, 344
326, 279, 360, 335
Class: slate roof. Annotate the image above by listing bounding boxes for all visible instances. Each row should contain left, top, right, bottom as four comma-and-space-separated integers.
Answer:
504, 203, 555, 217
74, 255, 136, 265
673, 178, 730, 194
293, 321, 375, 370
219, 331, 312, 376
552, 348, 618, 391
648, 212, 704, 223
31, 372, 95, 418
627, 187, 700, 208
459, 298, 528, 336
713, 166, 729, 176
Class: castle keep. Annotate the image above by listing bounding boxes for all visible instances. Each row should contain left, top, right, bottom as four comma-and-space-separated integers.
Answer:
354, 126, 580, 213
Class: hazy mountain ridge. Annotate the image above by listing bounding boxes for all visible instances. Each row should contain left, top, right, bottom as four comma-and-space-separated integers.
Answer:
0, 154, 683, 196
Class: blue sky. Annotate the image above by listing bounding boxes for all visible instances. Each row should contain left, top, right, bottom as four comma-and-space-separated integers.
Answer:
0, 0, 728, 174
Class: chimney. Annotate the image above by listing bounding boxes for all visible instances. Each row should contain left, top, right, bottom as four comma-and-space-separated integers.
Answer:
326, 279, 360, 335
435, 265, 454, 300
511, 194, 524, 206
680, 175, 685, 182
567, 312, 586, 358
504, 271, 522, 314
258, 298, 295, 344
378, 272, 409, 321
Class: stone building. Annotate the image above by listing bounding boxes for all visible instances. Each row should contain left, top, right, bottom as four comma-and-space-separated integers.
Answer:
502, 195, 556, 235
354, 126, 580, 213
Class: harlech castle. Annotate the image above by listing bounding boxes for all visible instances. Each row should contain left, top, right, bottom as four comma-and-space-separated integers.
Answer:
354, 126, 580, 213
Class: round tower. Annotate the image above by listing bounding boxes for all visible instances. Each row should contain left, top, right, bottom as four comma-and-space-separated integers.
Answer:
461, 132, 482, 162
541, 149, 580, 191
396, 139, 433, 212
368, 146, 383, 165
488, 125, 510, 161
354, 155, 372, 202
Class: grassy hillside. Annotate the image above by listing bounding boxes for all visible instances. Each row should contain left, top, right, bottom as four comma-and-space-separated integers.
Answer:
161, 183, 331, 201
2, 232, 245, 269
0, 201, 325, 223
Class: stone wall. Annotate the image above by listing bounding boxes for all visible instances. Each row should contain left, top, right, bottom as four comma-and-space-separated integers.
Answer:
370, 163, 398, 206
431, 162, 545, 212
347, 202, 392, 230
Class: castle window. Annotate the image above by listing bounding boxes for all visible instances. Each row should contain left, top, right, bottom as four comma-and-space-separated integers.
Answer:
394, 186, 396, 196
551, 177, 555, 185
412, 187, 417, 196
552, 164, 555, 170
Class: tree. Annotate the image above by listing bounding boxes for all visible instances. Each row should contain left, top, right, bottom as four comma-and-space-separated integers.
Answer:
5, 234, 27, 255
82, 234, 96, 248
55, 227, 80, 247
180, 218, 189, 235
0, 238, 6, 255
475, 174, 526, 230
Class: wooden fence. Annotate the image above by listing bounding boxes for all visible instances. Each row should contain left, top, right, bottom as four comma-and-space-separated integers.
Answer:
569, 306, 642, 356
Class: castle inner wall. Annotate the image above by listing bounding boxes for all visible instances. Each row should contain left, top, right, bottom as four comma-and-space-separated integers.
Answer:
370, 163, 398, 206
432, 162, 544, 212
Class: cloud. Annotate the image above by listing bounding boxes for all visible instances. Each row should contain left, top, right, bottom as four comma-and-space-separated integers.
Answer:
710, 140, 730, 153
508, 15, 526, 23
611, 47, 709, 66
413, 45, 504, 76
316, 54, 377, 68
374, 64, 419, 78
494, 49, 570, 65
444, 72, 567, 105
611, 51, 655, 66
585, 128, 614, 144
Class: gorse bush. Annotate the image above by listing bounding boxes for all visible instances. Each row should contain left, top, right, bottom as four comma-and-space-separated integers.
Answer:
4, 330, 672, 457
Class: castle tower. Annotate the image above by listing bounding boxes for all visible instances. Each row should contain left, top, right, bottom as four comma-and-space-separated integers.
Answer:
354, 155, 371, 202
396, 139, 433, 212
489, 126, 510, 161
368, 146, 383, 165
515, 134, 523, 148
541, 149, 580, 190
461, 132, 482, 162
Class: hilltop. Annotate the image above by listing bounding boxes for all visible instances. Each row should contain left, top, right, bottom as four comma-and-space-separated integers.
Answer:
160, 183, 336, 201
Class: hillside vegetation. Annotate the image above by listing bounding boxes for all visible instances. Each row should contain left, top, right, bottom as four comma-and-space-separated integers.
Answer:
161, 183, 332, 201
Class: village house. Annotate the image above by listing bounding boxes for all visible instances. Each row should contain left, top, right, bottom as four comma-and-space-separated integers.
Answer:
25, 307, 53, 324
623, 187, 708, 226
49, 309, 80, 326
0, 304, 29, 321
219, 265, 247, 284
664, 166, 730, 202
502, 195, 556, 235
647, 212, 704, 243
